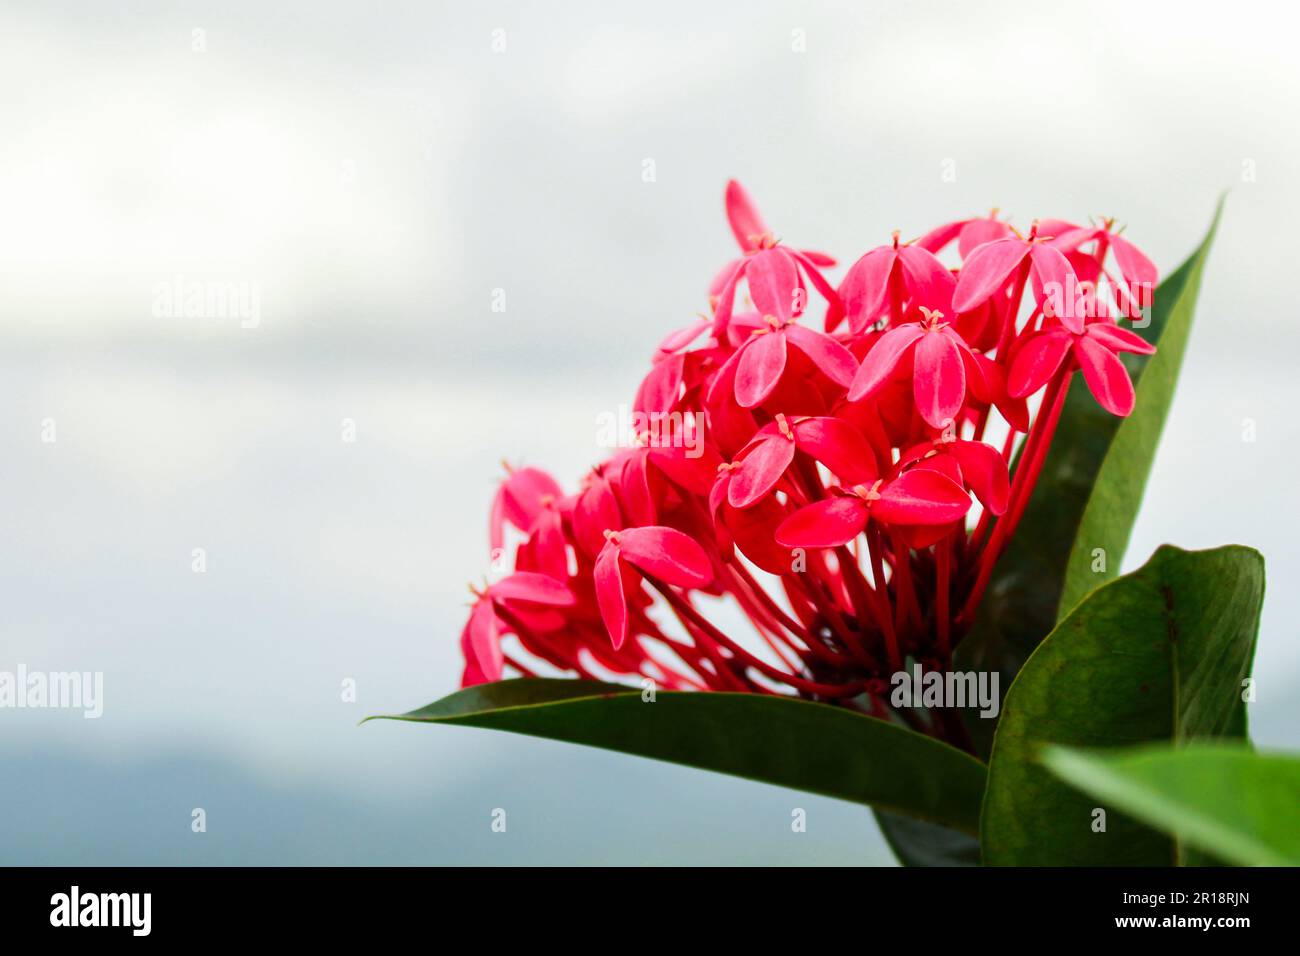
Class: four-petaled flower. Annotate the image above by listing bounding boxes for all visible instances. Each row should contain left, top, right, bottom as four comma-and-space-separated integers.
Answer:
833, 232, 956, 334
848, 307, 980, 429
952, 221, 1081, 331
717, 413, 878, 509
916, 210, 1014, 259
713, 298, 858, 408
594, 526, 713, 649
1048, 217, 1158, 320
710, 180, 841, 336
776, 472, 973, 550
1008, 317, 1155, 416
461, 572, 576, 685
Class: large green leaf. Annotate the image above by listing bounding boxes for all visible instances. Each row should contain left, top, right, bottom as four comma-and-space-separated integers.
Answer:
1056, 205, 1224, 616
957, 203, 1224, 747
1042, 743, 1300, 867
373, 678, 988, 835
981, 544, 1264, 866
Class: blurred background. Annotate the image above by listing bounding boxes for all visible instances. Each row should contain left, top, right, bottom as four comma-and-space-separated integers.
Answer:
1, 0, 1297, 864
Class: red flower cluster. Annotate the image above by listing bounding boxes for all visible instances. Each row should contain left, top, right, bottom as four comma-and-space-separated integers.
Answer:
459, 182, 1156, 726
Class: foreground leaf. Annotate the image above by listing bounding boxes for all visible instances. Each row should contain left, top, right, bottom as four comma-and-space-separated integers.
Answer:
981, 544, 1264, 866
957, 203, 1224, 752
875, 811, 981, 866
374, 678, 987, 835
1043, 743, 1300, 867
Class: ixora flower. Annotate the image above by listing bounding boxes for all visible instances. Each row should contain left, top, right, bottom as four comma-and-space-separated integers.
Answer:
709, 180, 840, 336
1008, 315, 1156, 416
847, 306, 981, 428
388, 183, 1272, 868
448, 180, 1158, 703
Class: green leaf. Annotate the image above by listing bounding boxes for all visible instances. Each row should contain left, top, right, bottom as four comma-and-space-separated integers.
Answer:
981, 544, 1264, 866
373, 678, 988, 835
874, 810, 981, 866
1043, 744, 1300, 867
1056, 203, 1225, 616
957, 202, 1225, 749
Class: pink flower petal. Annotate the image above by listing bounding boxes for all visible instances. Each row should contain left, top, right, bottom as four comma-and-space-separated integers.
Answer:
500, 467, 563, 531
775, 497, 870, 549
655, 320, 711, 356
594, 543, 631, 650
710, 258, 746, 335
724, 180, 770, 251
1036, 219, 1083, 239
490, 571, 575, 607
960, 345, 994, 403
647, 440, 722, 497
1074, 335, 1136, 416
1048, 225, 1100, 255
708, 258, 741, 297
734, 330, 788, 408
459, 651, 490, 689
897, 522, 961, 550
617, 526, 714, 588
785, 323, 858, 387
728, 496, 794, 575
1007, 329, 1072, 398
708, 473, 735, 557
874, 470, 971, 526
647, 442, 722, 502
952, 238, 1029, 313
1029, 243, 1083, 333
1067, 249, 1103, 287
520, 506, 568, 580
789, 248, 841, 311
912, 330, 967, 429
1110, 234, 1158, 289
572, 478, 624, 557
726, 310, 765, 342
634, 353, 684, 416
705, 344, 745, 407
617, 451, 657, 526
957, 218, 1013, 259
728, 434, 796, 508
838, 246, 897, 332
1085, 322, 1156, 355
897, 244, 956, 313
463, 599, 503, 682
488, 486, 507, 554
746, 248, 801, 321
792, 416, 878, 484
949, 440, 1010, 515
799, 249, 836, 267
915, 219, 968, 254
847, 324, 924, 401
911, 452, 963, 485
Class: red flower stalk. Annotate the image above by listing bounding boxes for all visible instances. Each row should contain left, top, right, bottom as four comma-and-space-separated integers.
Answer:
454, 182, 1158, 751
